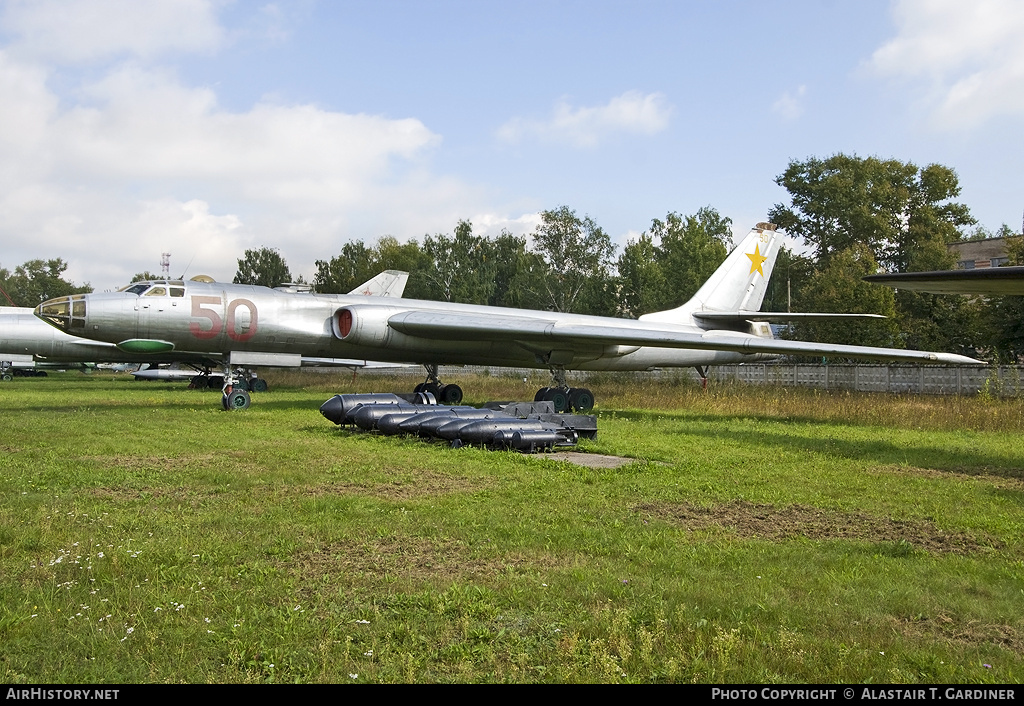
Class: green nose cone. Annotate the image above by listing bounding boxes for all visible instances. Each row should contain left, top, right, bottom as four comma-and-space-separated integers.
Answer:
116, 339, 175, 353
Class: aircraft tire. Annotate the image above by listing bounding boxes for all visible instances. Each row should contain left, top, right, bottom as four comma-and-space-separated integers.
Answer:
252, 378, 269, 392
422, 382, 442, 399
224, 389, 251, 411
1, 373, 12, 382
534, 387, 550, 402
543, 387, 570, 413
568, 387, 595, 412
413, 382, 426, 394
439, 384, 463, 405
208, 375, 224, 390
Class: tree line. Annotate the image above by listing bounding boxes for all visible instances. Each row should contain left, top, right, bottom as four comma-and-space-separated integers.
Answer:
3, 154, 1022, 362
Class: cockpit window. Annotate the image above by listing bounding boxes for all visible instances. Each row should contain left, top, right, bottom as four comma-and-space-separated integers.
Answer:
124, 283, 150, 295
169, 287, 184, 298
145, 286, 167, 296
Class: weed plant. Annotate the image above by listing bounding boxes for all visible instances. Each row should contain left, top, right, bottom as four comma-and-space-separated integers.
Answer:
1, 371, 1022, 683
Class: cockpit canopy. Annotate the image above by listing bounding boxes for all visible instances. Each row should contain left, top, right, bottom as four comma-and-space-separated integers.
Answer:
118, 280, 186, 297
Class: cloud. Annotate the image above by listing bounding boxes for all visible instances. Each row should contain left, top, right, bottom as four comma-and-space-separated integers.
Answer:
0, 0, 224, 62
772, 85, 807, 121
868, 0, 1024, 129
497, 90, 672, 148
0, 49, 463, 285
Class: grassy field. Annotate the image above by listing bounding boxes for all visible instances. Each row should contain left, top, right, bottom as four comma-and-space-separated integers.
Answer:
1, 369, 1022, 683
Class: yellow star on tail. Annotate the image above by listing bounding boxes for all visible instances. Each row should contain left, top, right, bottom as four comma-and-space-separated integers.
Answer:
747, 245, 767, 276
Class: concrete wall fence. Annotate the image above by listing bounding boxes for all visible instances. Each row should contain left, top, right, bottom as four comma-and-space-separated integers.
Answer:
707, 363, 1022, 397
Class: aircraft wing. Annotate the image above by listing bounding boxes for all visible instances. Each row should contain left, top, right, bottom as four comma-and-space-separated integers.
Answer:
864, 267, 1024, 296
386, 310, 983, 365
693, 311, 885, 323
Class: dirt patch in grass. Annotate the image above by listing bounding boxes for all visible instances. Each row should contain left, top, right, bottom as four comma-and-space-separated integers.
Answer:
295, 471, 487, 499
292, 535, 555, 585
635, 500, 1001, 555
869, 463, 1024, 488
893, 614, 1024, 651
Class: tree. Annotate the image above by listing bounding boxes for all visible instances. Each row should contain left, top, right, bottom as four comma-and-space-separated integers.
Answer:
790, 244, 900, 349
314, 241, 377, 294
616, 232, 665, 318
769, 155, 974, 273
0, 259, 92, 306
421, 220, 494, 304
531, 206, 617, 313
234, 247, 291, 288
769, 154, 980, 354
984, 235, 1024, 362
481, 230, 546, 309
650, 207, 732, 309
131, 271, 161, 283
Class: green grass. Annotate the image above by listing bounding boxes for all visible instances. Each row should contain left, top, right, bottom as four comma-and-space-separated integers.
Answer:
1, 370, 1023, 683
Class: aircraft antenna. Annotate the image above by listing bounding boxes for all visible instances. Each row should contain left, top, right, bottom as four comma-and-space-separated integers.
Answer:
177, 253, 196, 280
160, 252, 171, 277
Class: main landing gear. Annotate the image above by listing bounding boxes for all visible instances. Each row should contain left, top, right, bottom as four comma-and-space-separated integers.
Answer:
535, 367, 594, 413
219, 366, 269, 410
412, 364, 463, 405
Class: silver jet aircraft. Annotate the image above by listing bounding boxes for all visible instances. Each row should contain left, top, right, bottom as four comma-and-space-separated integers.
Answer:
35, 223, 982, 411
5, 271, 408, 385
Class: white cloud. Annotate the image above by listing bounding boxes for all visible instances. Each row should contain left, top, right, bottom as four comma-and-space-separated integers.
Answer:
0, 50, 464, 286
869, 0, 1024, 129
0, 0, 224, 62
497, 90, 672, 148
772, 85, 806, 121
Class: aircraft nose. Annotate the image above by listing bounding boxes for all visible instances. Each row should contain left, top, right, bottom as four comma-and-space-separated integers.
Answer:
36, 295, 87, 332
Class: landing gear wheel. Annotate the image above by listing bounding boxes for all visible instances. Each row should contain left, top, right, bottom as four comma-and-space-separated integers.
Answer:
543, 387, 570, 413
422, 381, 441, 399
439, 383, 463, 405
208, 375, 224, 390
251, 378, 268, 392
1, 373, 12, 382
534, 387, 551, 402
223, 389, 251, 411
568, 387, 595, 412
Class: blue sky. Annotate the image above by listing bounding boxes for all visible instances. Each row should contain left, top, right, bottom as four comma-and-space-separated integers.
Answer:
1, 0, 1022, 290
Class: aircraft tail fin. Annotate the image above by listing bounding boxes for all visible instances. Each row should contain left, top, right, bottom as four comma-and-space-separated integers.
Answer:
639, 222, 783, 325
348, 270, 409, 298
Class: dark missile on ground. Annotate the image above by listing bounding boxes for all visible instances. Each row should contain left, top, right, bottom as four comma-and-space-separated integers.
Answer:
319, 393, 597, 453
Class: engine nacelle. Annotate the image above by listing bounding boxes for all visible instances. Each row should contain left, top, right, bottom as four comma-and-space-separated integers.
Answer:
332, 304, 404, 347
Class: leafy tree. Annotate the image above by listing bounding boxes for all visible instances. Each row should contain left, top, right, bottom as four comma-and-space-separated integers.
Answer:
616, 232, 666, 318
984, 235, 1024, 362
482, 230, 546, 309
0, 259, 91, 306
790, 244, 900, 348
314, 241, 378, 294
761, 246, 816, 314
650, 207, 732, 309
131, 271, 161, 283
234, 247, 291, 288
769, 155, 974, 273
770, 154, 981, 354
531, 206, 617, 313
421, 220, 494, 303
